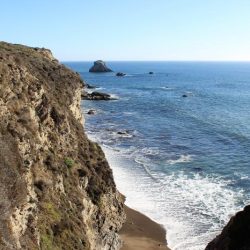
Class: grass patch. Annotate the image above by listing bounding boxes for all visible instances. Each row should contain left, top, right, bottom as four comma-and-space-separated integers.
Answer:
43, 202, 61, 221
40, 233, 53, 250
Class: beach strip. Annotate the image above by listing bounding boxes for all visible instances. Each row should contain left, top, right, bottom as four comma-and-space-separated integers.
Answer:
120, 205, 170, 250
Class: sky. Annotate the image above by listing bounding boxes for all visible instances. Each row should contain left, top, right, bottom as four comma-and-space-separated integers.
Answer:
1, 0, 250, 61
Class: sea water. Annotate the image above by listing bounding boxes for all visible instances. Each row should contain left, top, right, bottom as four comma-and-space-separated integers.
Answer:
65, 61, 250, 250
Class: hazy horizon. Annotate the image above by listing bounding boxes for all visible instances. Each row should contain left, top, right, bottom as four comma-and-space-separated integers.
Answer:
1, 0, 250, 61
62, 59, 250, 62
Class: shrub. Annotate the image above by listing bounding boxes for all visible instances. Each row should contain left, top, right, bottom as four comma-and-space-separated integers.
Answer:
64, 157, 74, 169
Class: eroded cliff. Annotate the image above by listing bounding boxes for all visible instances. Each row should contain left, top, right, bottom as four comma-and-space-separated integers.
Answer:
0, 42, 125, 250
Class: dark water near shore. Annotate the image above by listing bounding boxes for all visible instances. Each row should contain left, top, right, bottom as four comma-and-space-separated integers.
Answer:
65, 61, 250, 250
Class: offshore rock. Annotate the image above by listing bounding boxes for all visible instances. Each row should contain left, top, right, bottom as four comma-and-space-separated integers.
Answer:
206, 205, 250, 250
82, 91, 117, 101
116, 72, 126, 77
89, 60, 112, 73
0, 42, 125, 250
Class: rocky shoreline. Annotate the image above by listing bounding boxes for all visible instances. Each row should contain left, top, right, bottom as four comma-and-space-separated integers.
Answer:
0, 42, 249, 250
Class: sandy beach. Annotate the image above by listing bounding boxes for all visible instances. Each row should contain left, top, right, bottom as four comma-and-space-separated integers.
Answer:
120, 206, 170, 250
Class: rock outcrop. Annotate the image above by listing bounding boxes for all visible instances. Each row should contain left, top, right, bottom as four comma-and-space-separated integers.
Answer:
82, 91, 117, 101
116, 72, 126, 77
206, 205, 250, 250
89, 60, 112, 73
0, 42, 125, 250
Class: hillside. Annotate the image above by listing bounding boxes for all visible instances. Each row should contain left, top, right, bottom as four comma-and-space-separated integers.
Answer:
0, 42, 125, 250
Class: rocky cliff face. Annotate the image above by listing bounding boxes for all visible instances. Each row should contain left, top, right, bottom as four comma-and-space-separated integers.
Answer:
0, 42, 125, 250
206, 205, 250, 250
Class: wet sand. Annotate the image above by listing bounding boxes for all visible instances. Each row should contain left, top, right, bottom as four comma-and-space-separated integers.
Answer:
120, 205, 170, 250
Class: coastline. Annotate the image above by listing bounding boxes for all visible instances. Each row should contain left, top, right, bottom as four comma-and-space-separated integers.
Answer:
99, 144, 171, 249
84, 133, 170, 249
120, 205, 170, 250
79, 60, 250, 250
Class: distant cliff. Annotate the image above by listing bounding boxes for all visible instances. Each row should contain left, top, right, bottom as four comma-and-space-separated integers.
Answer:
0, 42, 125, 250
206, 205, 250, 250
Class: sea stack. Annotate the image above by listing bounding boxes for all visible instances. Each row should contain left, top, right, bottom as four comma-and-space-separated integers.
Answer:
89, 60, 112, 72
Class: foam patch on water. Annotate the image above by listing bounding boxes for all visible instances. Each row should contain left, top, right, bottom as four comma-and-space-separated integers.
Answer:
167, 154, 193, 165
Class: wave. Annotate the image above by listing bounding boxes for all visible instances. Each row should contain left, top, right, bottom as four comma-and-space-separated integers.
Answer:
97, 145, 249, 250
123, 111, 138, 116
134, 157, 158, 181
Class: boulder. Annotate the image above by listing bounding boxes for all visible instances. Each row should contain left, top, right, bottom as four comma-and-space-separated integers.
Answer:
116, 72, 126, 77
89, 60, 112, 73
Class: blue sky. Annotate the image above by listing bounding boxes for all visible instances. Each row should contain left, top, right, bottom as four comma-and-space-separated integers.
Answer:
1, 0, 250, 61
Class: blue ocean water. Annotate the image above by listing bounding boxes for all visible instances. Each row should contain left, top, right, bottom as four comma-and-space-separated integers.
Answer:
65, 62, 250, 250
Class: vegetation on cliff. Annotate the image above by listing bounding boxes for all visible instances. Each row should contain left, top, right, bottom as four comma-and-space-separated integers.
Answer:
0, 42, 125, 250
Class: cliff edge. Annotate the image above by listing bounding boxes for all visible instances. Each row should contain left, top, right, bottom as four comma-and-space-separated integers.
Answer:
206, 205, 250, 250
0, 42, 125, 250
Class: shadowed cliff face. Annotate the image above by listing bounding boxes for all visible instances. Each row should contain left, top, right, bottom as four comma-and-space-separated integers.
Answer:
0, 42, 125, 250
206, 205, 250, 250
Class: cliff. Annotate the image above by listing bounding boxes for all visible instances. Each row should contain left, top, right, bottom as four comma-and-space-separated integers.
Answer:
0, 42, 125, 250
206, 205, 250, 250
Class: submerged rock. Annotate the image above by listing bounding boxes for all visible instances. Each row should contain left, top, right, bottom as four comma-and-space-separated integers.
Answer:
85, 83, 96, 89
117, 131, 127, 135
87, 109, 96, 115
206, 205, 250, 250
116, 72, 126, 77
149, 72, 154, 74
89, 60, 112, 73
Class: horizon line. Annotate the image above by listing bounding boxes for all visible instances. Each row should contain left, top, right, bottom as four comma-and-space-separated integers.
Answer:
61, 59, 250, 63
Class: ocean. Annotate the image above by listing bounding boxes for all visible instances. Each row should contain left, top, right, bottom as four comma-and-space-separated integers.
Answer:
65, 61, 250, 250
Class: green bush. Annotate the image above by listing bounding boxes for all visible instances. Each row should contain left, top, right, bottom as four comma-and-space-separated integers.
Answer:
64, 157, 74, 169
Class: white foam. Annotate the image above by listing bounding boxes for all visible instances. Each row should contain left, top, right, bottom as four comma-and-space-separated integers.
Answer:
123, 111, 137, 116
167, 154, 193, 165
160, 86, 175, 90
110, 94, 120, 100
